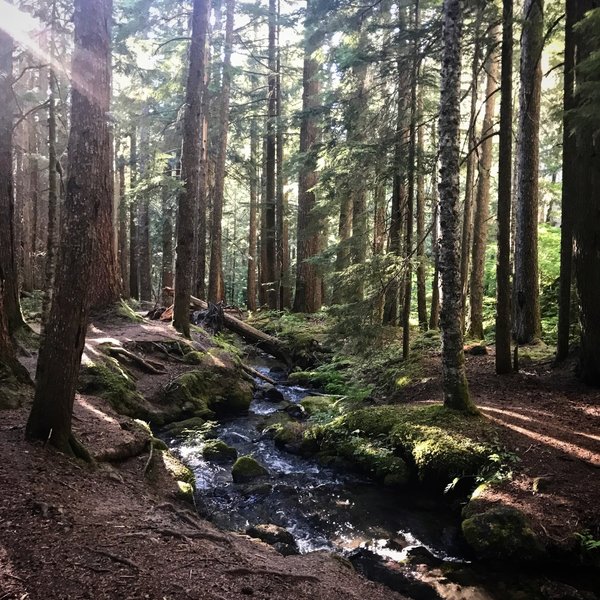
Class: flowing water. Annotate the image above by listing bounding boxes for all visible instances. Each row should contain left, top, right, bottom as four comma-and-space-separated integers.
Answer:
163, 353, 599, 600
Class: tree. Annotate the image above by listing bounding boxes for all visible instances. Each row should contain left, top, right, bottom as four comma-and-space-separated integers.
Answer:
128, 129, 139, 299
468, 26, 500, 340
571, 1, 600, 384
208, 0, 235, 303
0, 25, 27, 336
513, 0, 543, 345
437, 0, 477, 413
173, 0, 209, 336
26, 0, 114, 454
293, 0, 323, 314
495, 0, 513, 374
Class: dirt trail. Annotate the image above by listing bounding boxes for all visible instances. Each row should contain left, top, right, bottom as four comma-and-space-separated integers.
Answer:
0, 318, 405, 600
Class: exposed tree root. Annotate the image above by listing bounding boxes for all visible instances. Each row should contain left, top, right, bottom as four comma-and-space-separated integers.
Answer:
226, 567, 320, 583
103, 345, 167, 374
86, 547, 139, 570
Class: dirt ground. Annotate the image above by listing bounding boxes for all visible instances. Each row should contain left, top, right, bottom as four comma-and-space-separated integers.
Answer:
0, 318, 405, 600
1, 317, 599, 600
393, 347, 600, 551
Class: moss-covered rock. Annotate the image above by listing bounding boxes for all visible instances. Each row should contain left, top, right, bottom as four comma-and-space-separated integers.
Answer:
300, 395, 337, 417
78, 359, 150, 419
163, 416, 206, 437
161, 450, 195, 484
311, 404, 495, 489
272, 421, 318, 455
183, 351, 205, 365
461, 506, 544, 561
232, 455, 268, 483
162, 353, 252, 419
202, 439, 238, 462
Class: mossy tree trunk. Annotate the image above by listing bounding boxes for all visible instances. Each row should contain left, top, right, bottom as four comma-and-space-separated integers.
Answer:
26, 0, 114, 454
437, 0, 477, 414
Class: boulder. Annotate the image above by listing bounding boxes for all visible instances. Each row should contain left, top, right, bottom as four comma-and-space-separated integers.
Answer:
232, 455, 269, 483
262, 384, 285, 403
202, 439, 238, 462
246, 524, 299, 555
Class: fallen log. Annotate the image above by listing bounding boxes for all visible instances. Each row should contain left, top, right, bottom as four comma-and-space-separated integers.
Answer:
163, 288, 291, 365
189, 295, 292, 366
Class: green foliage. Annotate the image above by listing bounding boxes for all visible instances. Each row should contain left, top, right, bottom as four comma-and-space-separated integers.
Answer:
575, 531, 600, 552
116, 299, 144, 323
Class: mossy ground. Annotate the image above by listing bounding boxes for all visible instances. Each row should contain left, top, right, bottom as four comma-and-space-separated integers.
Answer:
309, 404, 497, 489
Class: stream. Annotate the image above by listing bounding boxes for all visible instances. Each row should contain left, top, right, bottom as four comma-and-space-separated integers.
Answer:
163, 352, 599, 600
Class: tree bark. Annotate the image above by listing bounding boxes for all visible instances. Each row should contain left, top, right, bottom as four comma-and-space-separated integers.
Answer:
416, 86, 427, 331
161, 167, 174, 303
293, 0, 323, 314
118, 154, 129, 298
572, 0, 600, 385
173, 0, 209, 337
468, 28, 500, 340
247, 102, 259, 311
138, 108, 152, 303
438, 0, 476, 413
495, 0, 513, 374
129, 130, 139, 299
555, 0, 576, 362
0, 29, 26, 335
208, 0, 234, 304
26, 0, 114, 454
513, 0, 543, 345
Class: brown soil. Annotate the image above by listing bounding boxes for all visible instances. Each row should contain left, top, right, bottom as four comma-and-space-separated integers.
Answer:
1, 318, 404, 600
392, 345, 600, 551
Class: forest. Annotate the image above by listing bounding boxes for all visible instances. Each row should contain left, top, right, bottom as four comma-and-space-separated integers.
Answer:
0, 0, 599, 598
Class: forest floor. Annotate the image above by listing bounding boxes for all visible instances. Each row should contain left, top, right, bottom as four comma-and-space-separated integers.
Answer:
1, 313, 599, 600
0, 317, 406, 600
392, 345, 600, 553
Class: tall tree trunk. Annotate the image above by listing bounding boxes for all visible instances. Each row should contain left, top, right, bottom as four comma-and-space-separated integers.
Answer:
208, 0, 234, 303
194, 0, 211, 300
402, 0, 420, 359
42, 60, 59, 327
247, 97, 259, 311
26, 0, 114, 454
416, 87, 428, 331
293, 0, 323, 314
556, 0, 576, 362
161, 167, 174, 304
128, 130, 139, 299
0, 27, 26, 335
438, 0, 476, 413
263, 0, 278, 308
459, 10, 482, 320
513, 0, 543, 345
173, 0, 209, 336
495, 0, 514, 374
468, 28, 500, 340
118, 154, 129, 297
572, 0, 600, 385
138, 109, 152, 303
373, 164, 387, 323
332, 187, 353, 305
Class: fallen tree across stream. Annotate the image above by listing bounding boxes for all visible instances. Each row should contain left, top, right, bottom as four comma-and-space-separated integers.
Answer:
160, 288, 292, 366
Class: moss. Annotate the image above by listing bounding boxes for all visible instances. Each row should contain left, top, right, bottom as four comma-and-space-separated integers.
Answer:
202, 439, 238, 462
162, 450, 195, 484
176, 480, 194, 503
231, 455, 268, 483
272, 422, 319, 455
78, 359, 148, 418
312, 404, 496, 489
183, 351, 205, 365
151, 437, 168, 451
163, 416, 206, 437
162, 356, 252, 418
300, 395, 338, 417
461, 506, 544, 561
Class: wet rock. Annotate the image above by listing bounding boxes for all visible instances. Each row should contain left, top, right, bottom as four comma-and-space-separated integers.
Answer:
269, 366, 287, 375
232, 455, 269, 483
284, 404, 306, 419
300, 395, 337, 417
262, 385, 285, 403
246, 524, 299, 555
404, 546, 443, 568
202, 439, 238, 462
242, 483, 273, 497
461, 506, 544, 561
347, 548, 442, 600
164, 416, 206, 437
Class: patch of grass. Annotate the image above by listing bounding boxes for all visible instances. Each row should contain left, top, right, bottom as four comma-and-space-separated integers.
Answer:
116, 299, 144, 323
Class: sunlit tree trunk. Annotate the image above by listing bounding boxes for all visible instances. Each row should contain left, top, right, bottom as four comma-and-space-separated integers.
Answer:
138, 108, 152, 303
128, 129, 139, 299
118, 153, 129, 298
438, 0, 476, 413
513, 0, 543, 345
26, 0, 114, 455
468, 28, 500, 340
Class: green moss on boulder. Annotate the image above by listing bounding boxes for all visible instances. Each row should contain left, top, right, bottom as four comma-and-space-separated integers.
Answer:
203, 439, 238, 462
300, 395, 337, 417
183, 351, 205, 365
312, 404, 495, 488
461, 506, 544, 561
163, 416, 206, 437
232, 455, 268, 483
